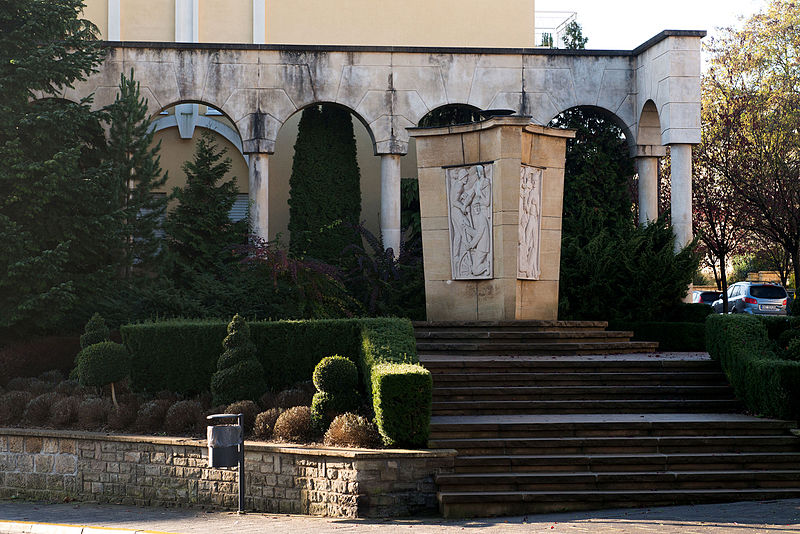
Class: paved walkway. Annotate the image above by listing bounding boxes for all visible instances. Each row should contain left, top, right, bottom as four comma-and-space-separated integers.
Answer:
0, 499, 798, 533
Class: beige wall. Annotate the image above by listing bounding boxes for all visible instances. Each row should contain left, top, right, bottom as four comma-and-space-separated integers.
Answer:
83, 0, 536, 47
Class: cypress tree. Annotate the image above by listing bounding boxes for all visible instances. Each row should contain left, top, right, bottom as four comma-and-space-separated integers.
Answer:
288, 105, 361, 265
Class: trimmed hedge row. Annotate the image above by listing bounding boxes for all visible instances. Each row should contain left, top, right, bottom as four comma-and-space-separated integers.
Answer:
608, 321, 706, 352
706, 314, 800, 420
121, 317, 431, 447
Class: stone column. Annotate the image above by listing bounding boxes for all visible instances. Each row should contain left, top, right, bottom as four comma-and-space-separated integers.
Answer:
248, 153, 269, 242
669, 144, 693, 252
380, 154, 402, 258
636, 156, 659, 225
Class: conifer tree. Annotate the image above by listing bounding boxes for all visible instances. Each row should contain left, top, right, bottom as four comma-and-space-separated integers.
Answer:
103, 69, 169, 278
288, 105, 362, 266
210, 314, 266, 406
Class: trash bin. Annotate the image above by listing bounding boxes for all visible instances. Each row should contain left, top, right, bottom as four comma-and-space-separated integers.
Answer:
207, 423, 241, 468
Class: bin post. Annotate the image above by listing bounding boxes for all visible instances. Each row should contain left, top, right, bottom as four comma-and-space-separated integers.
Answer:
207, 413, 245, 514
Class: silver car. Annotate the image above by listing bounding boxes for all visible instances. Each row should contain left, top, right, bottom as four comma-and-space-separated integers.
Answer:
712, 282, 788, 315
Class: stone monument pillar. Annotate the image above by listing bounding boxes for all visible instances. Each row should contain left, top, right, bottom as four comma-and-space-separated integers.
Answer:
409, 117, 574, 321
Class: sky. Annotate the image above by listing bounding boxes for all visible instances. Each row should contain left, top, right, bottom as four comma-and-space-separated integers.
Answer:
535, 0, 765, 50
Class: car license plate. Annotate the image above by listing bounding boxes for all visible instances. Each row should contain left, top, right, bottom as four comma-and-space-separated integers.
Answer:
760, 305, 778, 310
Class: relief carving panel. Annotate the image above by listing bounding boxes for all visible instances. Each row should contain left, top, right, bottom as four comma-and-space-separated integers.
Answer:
518, 165, 543, 280
446, 164, 493, 280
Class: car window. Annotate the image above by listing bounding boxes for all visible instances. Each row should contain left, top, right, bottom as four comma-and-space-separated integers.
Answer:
749, 285, 787, 299
729, 286, 740, 297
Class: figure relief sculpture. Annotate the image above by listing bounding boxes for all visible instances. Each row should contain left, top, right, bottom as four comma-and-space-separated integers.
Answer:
518, 166, 543, 280
446, 164, 493, 280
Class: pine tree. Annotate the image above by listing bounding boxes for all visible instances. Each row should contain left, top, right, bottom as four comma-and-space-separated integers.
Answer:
103, 69, 169, 278
0, 0, 109, 337
165, 132, 245, 303
288, 105, 362, 266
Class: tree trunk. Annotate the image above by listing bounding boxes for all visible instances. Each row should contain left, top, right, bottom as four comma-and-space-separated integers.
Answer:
111, 382, 119, 411
720, 252, 729, 313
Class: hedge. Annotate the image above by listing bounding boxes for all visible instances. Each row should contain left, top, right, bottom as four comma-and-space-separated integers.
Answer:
608, 321, 706, 351
121, 317, 431, 447
705, 314, 800, 420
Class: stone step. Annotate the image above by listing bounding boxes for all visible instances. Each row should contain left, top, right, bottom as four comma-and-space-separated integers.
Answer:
436, 469, 800, 492
415, 330, 635, 341
417, 341, 659, 355
413, 320, 610, 332
432, 385, 735, 401
451, 452, 800, 473
429, 435, 800, 456
438, 488, 800, 517
431, 399, 742, 416
428, 415, 795, 439
429, 371, 729, 387
419, 357, 719, 372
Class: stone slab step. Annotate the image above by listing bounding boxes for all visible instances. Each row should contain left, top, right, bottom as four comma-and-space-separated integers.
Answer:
419, 357, 719, 371
431, 399, 742, 416
430, 371, 729, 387
430, 435, 800, 455
417, 341, 659, 355
413, 320, 610, 331
432, 385, 735, 401
415, 331, 635, 341
437, 488, 800, 517
451, 452, 800, 473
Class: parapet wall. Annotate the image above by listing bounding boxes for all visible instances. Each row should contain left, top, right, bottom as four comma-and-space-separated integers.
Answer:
0, 429, 455, 517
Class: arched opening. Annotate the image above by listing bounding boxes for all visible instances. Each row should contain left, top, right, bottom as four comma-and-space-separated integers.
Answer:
418, 104, 483, 128
637, 100, 662, 147
150, 102, 249, 223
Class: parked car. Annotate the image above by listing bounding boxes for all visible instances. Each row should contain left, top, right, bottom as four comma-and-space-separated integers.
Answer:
711, 282, 788, 315
693, 290, 721, 305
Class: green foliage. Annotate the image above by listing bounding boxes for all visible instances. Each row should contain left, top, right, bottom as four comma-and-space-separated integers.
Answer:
165, 132, 245, 310
663, 303, 714, 323
561, 20, 588, 49
417, 104, 482, 128
80, 313, 109, 349
313, 355, 358, 394
370, 363, 432, 447
75, 341, 129, 388
210, 315, 265, 405
756, 316, 800, 342
310, 390, 360, 433
288, 105, 361, 265
706, 314, 800, 419
540, 32, 554, 48
786, 337, 800, 361
103, 69, 169, 278
609, 321, 706, 352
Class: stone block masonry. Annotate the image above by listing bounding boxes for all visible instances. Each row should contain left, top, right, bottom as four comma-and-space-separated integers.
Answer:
0, 429, 455, 518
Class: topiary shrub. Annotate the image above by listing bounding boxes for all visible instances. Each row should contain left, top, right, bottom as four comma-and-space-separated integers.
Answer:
311, 390, 360, 434
273, 406, 313, 443
253, 408, 283, 439
225, 400, 260, 433
312, 355, 358, 394
371, 363, 432, 447
0, 391, 33, 425
210, 315, 266, 406
135, 399, 172, 433
78, 397, 110, 430
50, 396, 80, 427
276, 388, 312, 409
324, 413, 380, 448
75, 341, 130, 410
23, 392, 62, 426
164, 400, 203, 435
778, 327, 800, 350
80, 313, 110, 349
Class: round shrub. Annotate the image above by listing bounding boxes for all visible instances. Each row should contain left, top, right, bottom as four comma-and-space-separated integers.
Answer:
38, 370, 64, 384
135, 399, 172, 433
786, 337, 800, 361
108, 397, 139, 431
273, 406, 313, 443
313, 355, 358, 394
75, 341, 130, 389
324, 413, 381, 449
164, 400, 203, 435
779, 327, 800, 349
311, 390, 360, 433
253, 408, 283, 439
23, 392, 63, 426
276, 388, 312, 409
50, 396, 81, 427
0, 391, 33, 425
78, 397, 110, 430
225, 400, 260, 433
210, 315, 266, 406
55, 379, 81, 396
80, 313, 110, 349
259, 390, 278, 410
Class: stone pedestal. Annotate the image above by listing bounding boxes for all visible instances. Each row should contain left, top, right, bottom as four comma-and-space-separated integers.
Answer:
409, 117, 574, 321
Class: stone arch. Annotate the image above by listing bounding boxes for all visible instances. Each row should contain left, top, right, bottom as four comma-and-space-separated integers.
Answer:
636, 100, 662, 147
276, 101, 378, 154
149, 101, 246, 159
417, 103, 483, 128
548, 105, 635, 151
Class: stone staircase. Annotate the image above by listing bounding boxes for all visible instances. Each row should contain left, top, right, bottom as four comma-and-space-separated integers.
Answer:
416, 321, 800, 518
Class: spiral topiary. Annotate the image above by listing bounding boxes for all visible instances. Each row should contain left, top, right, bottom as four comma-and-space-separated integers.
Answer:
310, 355, 360, 434
80, 313, 110, 350
210, 314, 266, 406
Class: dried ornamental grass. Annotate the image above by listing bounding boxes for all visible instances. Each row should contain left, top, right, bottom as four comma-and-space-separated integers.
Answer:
323, 413, 381, 448
253, 408, 283, 439
135, 399, 172, 433
224, 400, 260, 433
164, 400, 203, 435
273, 406, 313, 443
23, 392, 63, 425
78, 397, 110, 430
0, 391, 33, 425
50, 396, 81, 427
276, 388, 311, 409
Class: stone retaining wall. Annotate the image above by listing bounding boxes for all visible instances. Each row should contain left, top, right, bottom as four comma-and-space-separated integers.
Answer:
0, 429, 455, 517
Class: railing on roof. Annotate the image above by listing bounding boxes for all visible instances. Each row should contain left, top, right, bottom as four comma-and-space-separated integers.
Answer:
535, 11, 577, 49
